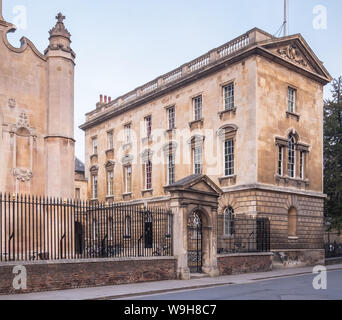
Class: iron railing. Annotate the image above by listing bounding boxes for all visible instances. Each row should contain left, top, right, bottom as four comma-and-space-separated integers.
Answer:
217, 217, 270, 254
0, 193, 173, 262
325, 232, 342, 258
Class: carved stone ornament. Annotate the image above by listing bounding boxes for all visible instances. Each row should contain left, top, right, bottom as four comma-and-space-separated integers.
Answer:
8, 98, 16, 109
277, 45, 308, 67
13, 168, 33, 182
17, 111, 29, 128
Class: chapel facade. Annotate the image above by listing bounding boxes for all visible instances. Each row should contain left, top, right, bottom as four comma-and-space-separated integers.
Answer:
0, 2, 75, 198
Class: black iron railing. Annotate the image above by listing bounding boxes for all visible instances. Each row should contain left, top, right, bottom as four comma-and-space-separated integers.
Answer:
217, 217, 270, 254
325, 232, 342, 258
0, 193, 173, 262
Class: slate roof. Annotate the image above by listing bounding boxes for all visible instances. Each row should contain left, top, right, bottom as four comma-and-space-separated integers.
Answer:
75, 157, 85, 173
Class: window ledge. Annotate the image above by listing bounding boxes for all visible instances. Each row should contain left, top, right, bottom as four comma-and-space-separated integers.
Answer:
106, 195, 114, 200
286, 111, 300, 122
90, 154, 98, 161
105, 148, 114, 156
288, 236, 299, 240
189, 118, 204, 129
218, 107, 237, 119
219, 175, 237, 184
123, 192, 132, 196
122, 143, 132, 150
275, 175, 309, 188
141, 189, 153, 196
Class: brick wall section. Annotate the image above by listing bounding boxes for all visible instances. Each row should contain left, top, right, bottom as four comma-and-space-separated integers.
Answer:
218, 189, 324, 251
217, 253, 273, 275
0, 257, 177, 295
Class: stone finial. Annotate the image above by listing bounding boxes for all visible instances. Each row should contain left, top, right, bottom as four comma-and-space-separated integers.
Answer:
48, 12, 71, 39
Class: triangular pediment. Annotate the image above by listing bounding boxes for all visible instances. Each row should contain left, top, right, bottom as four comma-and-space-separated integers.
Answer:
189, 181, 217, 194
259, 36, 331, 82
164, 174, 222, 196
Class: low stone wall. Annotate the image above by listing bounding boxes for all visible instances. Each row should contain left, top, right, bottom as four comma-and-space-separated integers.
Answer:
0, 257, 177, 295
272, 249, 324, 268
217, 252, 273, 275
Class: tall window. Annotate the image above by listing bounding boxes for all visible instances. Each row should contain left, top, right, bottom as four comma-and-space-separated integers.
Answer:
224, 83, 234, 110
168, 154, 175, 185
145, 160, 152, 190
288, 207, 297, 237
124, 124, 131, 144
125, 216, 131, 238
288, 135, 296, 178
92, 175, 98, 199
300, 151, 305, 180
107, 170, 114, 196
124, 166, 132, 193
193, 146, 203, 174
288, 87, 296, 113
107, 131, 114, 150
224, 207, 235, 237
193, 96, 202, 121
168, 106, 175, 130
92, 137, 98, 155
145, 116, 152, 138
224, 139, 235, 176
278, 146, 284, 176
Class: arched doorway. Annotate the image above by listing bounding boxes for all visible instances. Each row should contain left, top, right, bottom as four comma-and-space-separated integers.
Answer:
187, 210, 203, 273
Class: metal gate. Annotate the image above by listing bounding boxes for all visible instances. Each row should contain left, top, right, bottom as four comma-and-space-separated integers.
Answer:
256, 218, 270, 252
187, 211, 202, 273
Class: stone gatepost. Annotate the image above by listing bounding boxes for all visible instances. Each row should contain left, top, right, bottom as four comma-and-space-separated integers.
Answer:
165, 174, 222, 279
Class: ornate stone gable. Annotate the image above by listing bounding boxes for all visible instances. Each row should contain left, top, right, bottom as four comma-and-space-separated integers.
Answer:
276, 44, 308, 68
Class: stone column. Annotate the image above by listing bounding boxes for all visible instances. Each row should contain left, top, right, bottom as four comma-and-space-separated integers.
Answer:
170, 197, 190, 280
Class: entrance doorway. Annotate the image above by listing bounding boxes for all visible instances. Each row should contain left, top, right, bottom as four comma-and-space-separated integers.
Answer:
187, 211, 203, 273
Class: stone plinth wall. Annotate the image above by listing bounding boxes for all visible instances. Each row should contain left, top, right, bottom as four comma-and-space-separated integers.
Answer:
218, 189, 324, 251
217, 253, 273, 275
0, 257, 177, 295
272, 249, 324, 268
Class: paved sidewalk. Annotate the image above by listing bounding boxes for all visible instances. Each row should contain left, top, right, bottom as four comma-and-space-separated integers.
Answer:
1, 264, 341, 300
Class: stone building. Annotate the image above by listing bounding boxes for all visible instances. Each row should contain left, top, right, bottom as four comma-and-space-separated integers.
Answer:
0, 2, 75, 198
75, 158, 88, 200
81, 28, 331, 276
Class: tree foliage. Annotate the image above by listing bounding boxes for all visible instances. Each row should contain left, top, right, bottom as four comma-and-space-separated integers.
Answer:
324, 76, 342, 230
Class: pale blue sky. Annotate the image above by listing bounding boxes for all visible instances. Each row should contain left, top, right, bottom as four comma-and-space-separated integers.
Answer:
2, 0, 342, 161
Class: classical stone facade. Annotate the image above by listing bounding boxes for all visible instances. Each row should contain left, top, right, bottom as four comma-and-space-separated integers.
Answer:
80, 28, 331, 274
0, 3, 75, 198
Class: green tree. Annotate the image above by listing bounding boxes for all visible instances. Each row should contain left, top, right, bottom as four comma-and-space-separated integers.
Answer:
324, 76, 342, 230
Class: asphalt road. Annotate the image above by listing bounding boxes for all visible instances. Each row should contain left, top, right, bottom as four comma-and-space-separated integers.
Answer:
129, 269, 342, 300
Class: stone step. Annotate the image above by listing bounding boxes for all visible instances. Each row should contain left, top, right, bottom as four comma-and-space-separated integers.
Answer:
190, 273, 210, 279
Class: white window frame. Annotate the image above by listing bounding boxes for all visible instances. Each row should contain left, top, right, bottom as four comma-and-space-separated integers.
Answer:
168, 106, 175, 130
145, 160, 152, 190
124, 124, 131, 144
223, 83, 234, 111
193, 146, 203, 175
224, 207, 235, 237
278, 146, 284, 176
224, 138, 235, 177
193, 95, 203, 121
92, 174, 98, 199
107, 170, 114, 196
107, 131, 114, 150
124, 165, 132, 194
168, 153, 175, 185
288, 135, 296, 178
300, 151, 305, 180
288, 87, 296, 113
92, 137, 98, 155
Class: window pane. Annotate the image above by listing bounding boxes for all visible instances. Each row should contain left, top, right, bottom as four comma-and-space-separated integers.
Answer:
145, 116, 152, 137
193, 96, 202, 121
224, 83, 234, 110
194, 146, 202, 174
288, 135, 295, 178
146, 161, 152, 190
107, 132, 113, 149
288, 88, 296, 113
168, 154, 175, 185
278, 147, 283, 176
168, 107, 175, 130
224, 139, 234, 176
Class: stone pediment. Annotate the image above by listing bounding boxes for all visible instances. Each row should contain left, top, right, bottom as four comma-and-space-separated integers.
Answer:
259, 36, 331, 82
165, 174, 222, 196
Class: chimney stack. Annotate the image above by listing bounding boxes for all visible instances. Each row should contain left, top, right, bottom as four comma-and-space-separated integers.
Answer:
100, 94, 103, 103
104, 96, 108, 103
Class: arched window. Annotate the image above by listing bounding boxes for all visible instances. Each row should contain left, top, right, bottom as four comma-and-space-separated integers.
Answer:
288, 134, 296, 178
288, 207, 297, 237
224, 207, 235, 237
